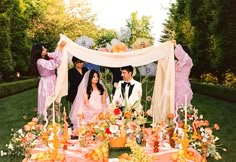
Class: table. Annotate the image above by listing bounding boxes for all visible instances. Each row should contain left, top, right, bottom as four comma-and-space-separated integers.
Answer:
24, 142, 201, 162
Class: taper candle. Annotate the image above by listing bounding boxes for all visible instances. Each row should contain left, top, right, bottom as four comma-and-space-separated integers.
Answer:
52, 101, 55, 125
184, 95, 187, 125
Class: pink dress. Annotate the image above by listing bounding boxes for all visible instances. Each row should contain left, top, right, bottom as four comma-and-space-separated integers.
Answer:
83, 90, 104, 121
37, 51, 62, 116
175, 45, 193, 108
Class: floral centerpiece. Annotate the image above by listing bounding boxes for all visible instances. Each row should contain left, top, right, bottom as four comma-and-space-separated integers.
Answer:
1, 117, 43, 159
177, 105, 227, 160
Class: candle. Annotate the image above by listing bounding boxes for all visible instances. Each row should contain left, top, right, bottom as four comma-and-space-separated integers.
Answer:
152, 109, 154, 124
52, 101, 55, 125
184, 95, 187, 125
174, 107, 178, 133
43, 114, 48, 131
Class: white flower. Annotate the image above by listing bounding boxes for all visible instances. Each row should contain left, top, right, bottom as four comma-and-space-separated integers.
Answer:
116, 27, 131, 41
109, 125, 119, 134
126, 128, 134, 134
18, 129, 23, 134
0, 150, 7, 156
75, 36, 94, 49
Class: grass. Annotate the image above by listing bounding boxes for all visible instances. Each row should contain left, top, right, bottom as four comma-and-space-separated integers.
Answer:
0, 88, 235, 162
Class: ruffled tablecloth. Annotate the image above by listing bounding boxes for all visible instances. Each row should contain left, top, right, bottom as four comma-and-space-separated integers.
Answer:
25, 141, 201, 162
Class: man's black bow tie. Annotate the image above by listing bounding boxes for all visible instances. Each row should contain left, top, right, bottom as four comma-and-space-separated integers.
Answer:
123, 82, 131, 87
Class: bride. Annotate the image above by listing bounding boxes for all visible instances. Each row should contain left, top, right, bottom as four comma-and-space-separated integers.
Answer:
69, 69, 109, 128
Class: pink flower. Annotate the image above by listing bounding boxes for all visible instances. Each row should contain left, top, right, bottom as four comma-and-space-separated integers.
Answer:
32, 117, 38, 123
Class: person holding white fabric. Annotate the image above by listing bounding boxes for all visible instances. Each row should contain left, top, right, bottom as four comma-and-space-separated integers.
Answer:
31, 41, 67, 116
112, 66, 143, 113
174, 43, 193, 108
69, 69, 109, 128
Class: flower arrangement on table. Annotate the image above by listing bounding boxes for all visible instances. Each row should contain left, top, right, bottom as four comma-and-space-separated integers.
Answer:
1, 117, 43, 158
177, 105, 227, 160
93, 106, 145, 144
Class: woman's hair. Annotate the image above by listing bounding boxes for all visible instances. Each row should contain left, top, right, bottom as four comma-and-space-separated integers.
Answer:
86, 69, 104, 99
31, 43, 49, 76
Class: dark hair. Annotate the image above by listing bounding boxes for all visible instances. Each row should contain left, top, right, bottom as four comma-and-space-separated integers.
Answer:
121, 65, 133, 74
86, 69, 104, 99
72, 56, 84, 66
31, 43, 49, 76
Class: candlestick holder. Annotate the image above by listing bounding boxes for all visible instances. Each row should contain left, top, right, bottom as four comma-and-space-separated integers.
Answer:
172, 123, 198, 158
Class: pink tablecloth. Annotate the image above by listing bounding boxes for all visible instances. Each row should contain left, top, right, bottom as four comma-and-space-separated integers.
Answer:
26, 143, 201, 162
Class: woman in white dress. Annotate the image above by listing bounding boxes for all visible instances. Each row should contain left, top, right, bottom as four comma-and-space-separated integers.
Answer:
69, 69, 109, 128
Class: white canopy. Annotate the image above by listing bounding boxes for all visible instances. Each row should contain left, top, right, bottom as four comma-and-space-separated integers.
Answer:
46, 34, 175, 123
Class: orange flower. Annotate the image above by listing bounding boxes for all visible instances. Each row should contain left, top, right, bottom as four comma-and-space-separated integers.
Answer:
205, 127, 213, 135
21, 137, 26, 143
214, 123, 220, 130
98, 112, 104, 120
78, 113, 84, 119
178, 121, 184, 128
105, 112, 111, 119
112, 42, 127, 52
198, 134, 203, 140
204, 120, 209, 126
124, 112, 132, 119
24, 124, 31, 131
167, 113, 174, 119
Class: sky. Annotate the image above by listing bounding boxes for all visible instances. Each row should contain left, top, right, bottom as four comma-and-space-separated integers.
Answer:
88, 0, 176, 44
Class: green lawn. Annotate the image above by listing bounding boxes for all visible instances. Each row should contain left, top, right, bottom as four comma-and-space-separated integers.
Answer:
0, 88, 235, 162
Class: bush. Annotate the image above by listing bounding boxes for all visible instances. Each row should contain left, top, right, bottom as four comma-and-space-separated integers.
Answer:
191, 81, 236, 102
0, 78, 39, 98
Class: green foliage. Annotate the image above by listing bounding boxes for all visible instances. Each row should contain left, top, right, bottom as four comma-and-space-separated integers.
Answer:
191, 81, 236, 102
223, 70, 236, 88
9, 0, 31, 74
162, 0, 236, 81
96, 29, 116, 47
200, 73, 218, 84
0, 78, 39, 98
0, 14, 14, 79
126, 12, 154, 47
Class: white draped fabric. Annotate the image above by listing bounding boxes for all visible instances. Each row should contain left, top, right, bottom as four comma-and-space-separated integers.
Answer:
46, 34, 175, 123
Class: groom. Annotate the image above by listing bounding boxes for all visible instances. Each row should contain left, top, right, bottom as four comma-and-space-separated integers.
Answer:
112, 65, 143, 113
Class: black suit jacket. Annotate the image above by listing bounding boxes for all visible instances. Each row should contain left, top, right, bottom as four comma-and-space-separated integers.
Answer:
67, 67, 88, 103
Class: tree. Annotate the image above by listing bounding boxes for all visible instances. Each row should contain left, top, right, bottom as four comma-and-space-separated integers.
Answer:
96, 28, 116, 48
9, 0, 31, 74
0, 12, 14, 79
126, 12, 154, 47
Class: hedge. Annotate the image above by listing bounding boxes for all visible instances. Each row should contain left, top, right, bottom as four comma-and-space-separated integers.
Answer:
191, 81, 236, 102
0, 78, 39, 98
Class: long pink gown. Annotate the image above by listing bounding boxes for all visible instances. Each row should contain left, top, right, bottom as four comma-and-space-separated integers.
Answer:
70, 90, 104, 128
37, 51, 62, 116
83, 90, 104, 121
175, 45, 193, 108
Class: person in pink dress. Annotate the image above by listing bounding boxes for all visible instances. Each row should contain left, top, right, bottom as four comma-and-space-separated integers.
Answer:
174, 43, 193, 108
69, 69, 109, 128
31, 41, 66, 116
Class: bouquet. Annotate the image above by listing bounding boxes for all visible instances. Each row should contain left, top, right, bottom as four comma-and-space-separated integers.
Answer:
1, 117, 43, 158
177, 105, 227, 160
